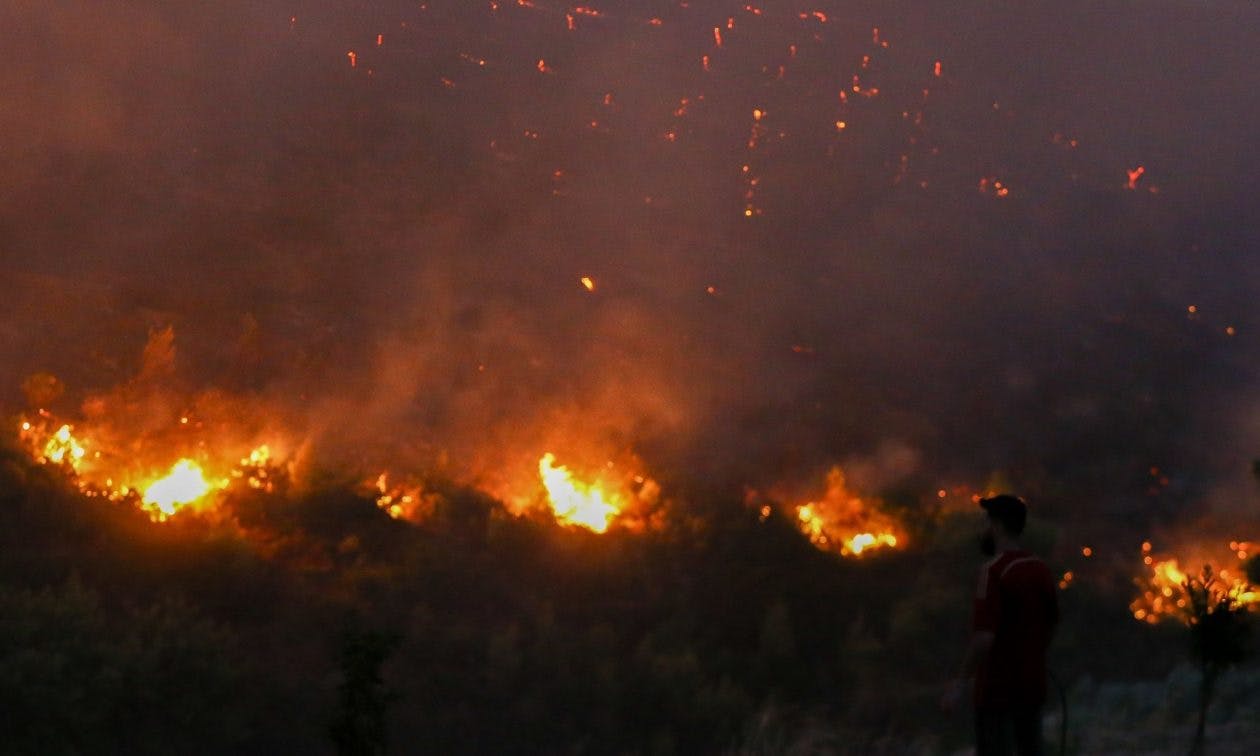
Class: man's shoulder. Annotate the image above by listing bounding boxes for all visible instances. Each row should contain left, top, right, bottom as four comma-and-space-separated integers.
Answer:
997, 551, 1055, 587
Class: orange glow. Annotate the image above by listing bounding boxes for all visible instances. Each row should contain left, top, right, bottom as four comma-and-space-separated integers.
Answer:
537, 453, 622, 532
713, 27, 723, 47
580, 276, 596, 291
934, 60, 942, 77
347, 50, 357, 68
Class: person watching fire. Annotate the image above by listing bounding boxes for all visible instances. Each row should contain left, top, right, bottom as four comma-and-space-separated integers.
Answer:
941, 494, 1059, 755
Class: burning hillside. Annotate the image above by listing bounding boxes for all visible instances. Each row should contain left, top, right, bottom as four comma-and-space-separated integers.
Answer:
17, 411, 280, 521
4, 0, 1260, 751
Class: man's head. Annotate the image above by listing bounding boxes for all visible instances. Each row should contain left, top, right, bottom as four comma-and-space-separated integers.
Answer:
979, 494, 1027, 538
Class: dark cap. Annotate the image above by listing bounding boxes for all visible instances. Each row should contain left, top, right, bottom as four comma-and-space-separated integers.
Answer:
979, 494, 1027, 535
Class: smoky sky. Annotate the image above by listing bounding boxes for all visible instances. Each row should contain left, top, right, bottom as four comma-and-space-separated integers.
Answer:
3, 1, 1258, 522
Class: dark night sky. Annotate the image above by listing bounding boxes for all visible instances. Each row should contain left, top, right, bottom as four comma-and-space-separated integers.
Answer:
3, 1, 1258, 531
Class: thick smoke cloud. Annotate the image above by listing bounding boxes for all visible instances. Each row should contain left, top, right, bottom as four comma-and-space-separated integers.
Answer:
3, 1, 1258, 528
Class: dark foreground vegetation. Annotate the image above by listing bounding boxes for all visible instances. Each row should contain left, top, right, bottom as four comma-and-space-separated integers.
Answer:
0, 439, 1240, 755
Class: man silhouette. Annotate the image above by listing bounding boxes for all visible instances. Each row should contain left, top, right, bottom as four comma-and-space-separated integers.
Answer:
941, 494, 1058, 755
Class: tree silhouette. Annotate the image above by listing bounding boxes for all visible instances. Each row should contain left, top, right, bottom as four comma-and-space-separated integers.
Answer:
329, 629, 400, 756
1180, 566, 1251, 756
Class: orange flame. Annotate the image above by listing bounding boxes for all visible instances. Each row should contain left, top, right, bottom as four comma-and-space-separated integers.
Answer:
791, 468, 903, 557
18, 412, 279, 522
1130, 543, 1258, 624
142, 459, 216, 521
537, 453, 622, 532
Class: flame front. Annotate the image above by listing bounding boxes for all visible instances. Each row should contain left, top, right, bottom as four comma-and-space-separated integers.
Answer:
538, 453, 621, 532
142, 459, 213, 520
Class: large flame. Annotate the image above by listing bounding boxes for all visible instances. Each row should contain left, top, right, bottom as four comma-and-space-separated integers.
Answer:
538, 452, 622, 532
142, 459, 214, 520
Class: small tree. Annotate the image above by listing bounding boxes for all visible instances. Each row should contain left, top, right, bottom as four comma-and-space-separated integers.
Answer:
329, 629, 400, 756
1180, 566, 1251, 756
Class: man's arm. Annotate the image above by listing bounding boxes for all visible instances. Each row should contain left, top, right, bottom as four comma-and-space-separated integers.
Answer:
942, 561, 999, 712
941, 630, 993, 712
958, 630, 995, 679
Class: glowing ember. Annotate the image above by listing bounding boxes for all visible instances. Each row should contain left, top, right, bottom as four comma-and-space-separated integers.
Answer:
1126, 165, 1145, 190
538, 453, 622, 532
142, 459, 213, 520
979, 176, 1010, 198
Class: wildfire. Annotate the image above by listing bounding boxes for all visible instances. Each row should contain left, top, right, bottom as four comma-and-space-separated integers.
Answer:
537, 453, 622, 532
371, 472, 437, 521
18, 411, 280, 522
791, 468, 903, 557
142, 459, 215, 520
41, 424, 87, 468
1130, 541, 1259, 624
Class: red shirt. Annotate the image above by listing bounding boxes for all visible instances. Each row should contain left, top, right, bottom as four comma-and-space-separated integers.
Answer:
972, 549, 1058, 707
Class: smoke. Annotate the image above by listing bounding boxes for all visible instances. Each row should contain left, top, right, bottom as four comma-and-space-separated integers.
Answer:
3, 1, 1259, 530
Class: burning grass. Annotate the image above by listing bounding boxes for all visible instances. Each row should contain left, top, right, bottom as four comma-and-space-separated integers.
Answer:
1131, 540, 1259, 625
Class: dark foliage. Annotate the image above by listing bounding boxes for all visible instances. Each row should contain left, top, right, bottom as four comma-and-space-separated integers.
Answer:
1181, 566, 1253, 756
0, 439, 1201, 753
330, 629, 400, 756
